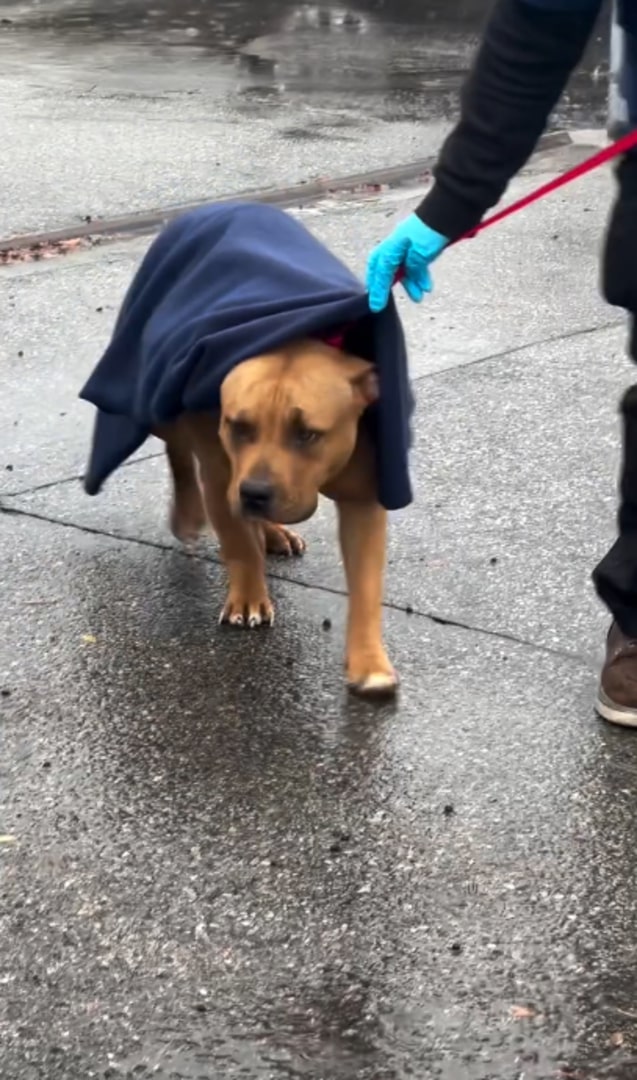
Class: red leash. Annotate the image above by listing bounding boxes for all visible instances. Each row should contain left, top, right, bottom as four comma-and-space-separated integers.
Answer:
322, 130, 637, 348
453, 127, 637, 244
395, 127, 637, 279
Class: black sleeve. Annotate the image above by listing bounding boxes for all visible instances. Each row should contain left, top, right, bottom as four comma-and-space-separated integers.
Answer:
417, 0, 602, 241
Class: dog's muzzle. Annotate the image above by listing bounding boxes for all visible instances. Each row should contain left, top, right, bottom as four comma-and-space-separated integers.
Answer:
239, 479, 274, 519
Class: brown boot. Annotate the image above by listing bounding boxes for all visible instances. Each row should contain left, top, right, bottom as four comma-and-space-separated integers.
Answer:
596, 622, 637, 727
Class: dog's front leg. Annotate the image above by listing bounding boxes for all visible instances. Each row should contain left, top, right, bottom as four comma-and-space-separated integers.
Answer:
204, 480, 273, 627
187, 419, 274, 628
337, 499, 397, 696
204, 475, 274, 627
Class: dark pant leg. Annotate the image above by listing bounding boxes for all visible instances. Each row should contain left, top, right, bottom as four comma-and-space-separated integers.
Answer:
592, 156, 637, 635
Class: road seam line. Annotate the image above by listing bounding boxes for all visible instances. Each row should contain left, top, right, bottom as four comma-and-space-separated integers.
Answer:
413, 319, 624, 385
0, 499, 592, 668
2, 320, 623, 501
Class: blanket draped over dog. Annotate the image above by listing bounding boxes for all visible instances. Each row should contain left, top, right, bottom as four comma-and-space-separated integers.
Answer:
80, 202, 414, 510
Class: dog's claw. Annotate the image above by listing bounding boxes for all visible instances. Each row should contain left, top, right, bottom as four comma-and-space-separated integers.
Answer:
349, 672, 399, 698
263, 523, 307, 558
346, 651, 398, 699
220, 595, 274, 628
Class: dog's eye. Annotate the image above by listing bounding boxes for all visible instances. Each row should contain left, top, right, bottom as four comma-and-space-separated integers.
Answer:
227, 418, 256, 443
293, 426, 323, 447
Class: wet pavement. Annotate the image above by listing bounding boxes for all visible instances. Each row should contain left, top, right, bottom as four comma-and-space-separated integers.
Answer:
4, 134, 637, 1078
0, 0, 610, 237
3, 2, 637, 1078
0, 0, 610, 121
3, 508, 637, 1080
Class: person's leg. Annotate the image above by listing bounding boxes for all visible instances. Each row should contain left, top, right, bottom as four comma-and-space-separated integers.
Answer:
593, 155, 637, 725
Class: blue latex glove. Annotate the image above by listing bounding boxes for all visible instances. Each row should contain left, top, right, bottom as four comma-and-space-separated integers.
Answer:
366, 214, 448, 313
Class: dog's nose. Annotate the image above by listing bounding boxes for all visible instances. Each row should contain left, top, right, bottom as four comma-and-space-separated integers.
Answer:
239, 479, 274, 518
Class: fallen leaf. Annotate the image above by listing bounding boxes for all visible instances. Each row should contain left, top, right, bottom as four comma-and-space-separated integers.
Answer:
511, 1005, 536, 1020
610, 1031, 625, 1048
0, 236, 88, 266
81, 634, 97, 645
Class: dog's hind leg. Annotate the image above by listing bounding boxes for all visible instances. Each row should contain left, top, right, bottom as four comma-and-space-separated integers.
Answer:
157, 420, 207, 543
261, 522, 307, 558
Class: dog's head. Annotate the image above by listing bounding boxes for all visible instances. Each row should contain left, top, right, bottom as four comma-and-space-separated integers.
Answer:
219, 340, 378, 524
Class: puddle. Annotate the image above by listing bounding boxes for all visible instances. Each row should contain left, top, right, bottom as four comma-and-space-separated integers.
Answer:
0, 0, 611, 125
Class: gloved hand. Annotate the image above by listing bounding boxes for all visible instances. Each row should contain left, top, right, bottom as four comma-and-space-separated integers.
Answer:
366, 214, 448, 313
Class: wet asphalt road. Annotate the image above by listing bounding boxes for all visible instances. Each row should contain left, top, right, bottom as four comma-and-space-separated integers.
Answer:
3, 3, 637, 1080
0, 0, 611, 125
0, 0, 611, 237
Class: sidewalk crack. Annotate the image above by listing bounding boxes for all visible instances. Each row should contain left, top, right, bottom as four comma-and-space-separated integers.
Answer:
413, 319, 622, 385
2, 450, 163, 499
0, 499, 589, 668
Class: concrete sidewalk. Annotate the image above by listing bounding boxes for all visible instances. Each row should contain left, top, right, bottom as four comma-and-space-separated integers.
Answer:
3, 139, 637, 1080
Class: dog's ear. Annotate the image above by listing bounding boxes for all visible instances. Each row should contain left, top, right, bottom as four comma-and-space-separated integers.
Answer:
341, 355, 379, 409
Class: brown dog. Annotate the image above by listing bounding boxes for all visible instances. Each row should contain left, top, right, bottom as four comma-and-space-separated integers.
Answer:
155, 339, 396, 697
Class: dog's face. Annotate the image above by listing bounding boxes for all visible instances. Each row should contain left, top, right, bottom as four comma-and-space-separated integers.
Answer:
219, 340, 378, 524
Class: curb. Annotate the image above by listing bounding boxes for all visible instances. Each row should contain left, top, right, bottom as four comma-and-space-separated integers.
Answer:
0, 130, 571, 257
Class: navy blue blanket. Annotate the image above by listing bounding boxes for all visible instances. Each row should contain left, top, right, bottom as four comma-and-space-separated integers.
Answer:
81, 202, 414, 511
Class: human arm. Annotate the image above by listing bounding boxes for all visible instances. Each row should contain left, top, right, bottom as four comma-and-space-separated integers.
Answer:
366, 0, 604, 311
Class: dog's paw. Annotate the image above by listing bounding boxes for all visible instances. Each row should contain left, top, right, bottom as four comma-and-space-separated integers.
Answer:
170, 495, 207, 544
347, 650, 398, 698
262, 523, 306, 558
220, 588, 275, 629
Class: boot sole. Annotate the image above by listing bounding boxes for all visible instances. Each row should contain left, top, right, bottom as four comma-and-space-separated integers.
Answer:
595, 686, 637, 728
